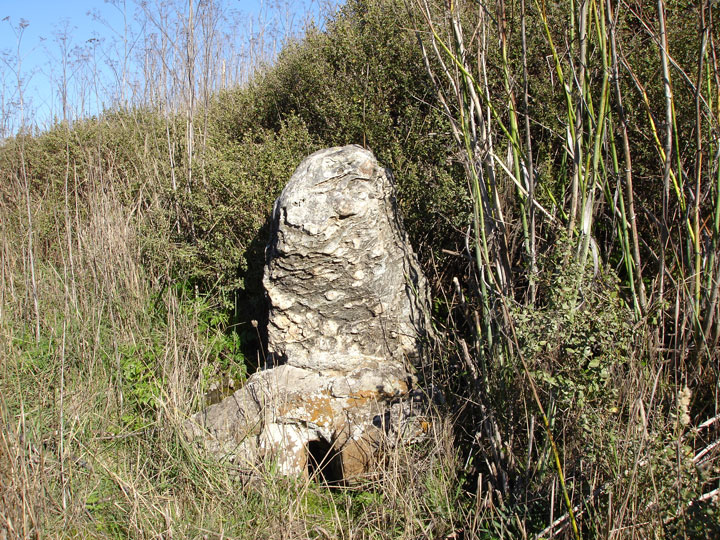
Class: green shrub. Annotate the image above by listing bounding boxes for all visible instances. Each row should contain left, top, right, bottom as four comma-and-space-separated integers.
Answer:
512, 238, 635, 418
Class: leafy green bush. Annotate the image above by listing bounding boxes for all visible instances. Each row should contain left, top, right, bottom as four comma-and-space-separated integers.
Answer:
513, 238, 635, 416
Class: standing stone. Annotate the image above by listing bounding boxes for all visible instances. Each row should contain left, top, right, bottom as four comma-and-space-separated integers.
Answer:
186, 145, 433, 481
264, 145, 429, 370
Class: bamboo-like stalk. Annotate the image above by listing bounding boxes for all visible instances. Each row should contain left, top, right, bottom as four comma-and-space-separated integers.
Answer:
701, 7, 720, 349
693, 1, 709, 343
657, 0, 673, 334
498, 0, 530, 277
606, 0, 647, 316
605, 116, 643, 319
568, 0, 589, 239
520, 0, 538, 302
578, 0, 610, 270
414, 0, 513, 338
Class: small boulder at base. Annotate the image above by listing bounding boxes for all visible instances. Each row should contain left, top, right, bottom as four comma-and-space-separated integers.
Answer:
185, 145, 434, 482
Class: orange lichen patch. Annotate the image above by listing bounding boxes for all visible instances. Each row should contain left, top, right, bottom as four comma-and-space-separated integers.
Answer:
275, 377, 413, 435
344, 378, 410, 407
278, 392, 337, 427
344, 390, 376, 408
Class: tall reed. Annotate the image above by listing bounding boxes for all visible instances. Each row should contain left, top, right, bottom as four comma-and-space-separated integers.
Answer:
411, 0, 720, 536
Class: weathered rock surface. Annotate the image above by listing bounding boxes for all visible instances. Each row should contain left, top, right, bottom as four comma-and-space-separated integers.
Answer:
185, 145, 433, 481
263, 145, 429, 371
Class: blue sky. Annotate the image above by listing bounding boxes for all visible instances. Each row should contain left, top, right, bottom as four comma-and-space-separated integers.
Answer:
0, 0, 329, 134
1, 1, 122, 122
